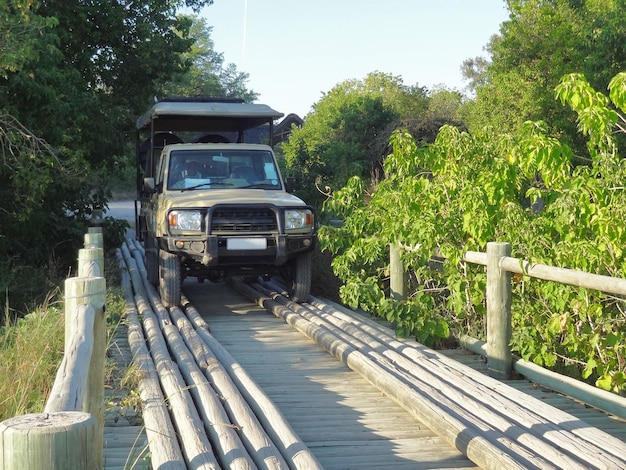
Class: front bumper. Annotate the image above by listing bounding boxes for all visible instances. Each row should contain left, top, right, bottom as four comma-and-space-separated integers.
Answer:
164, 232, 315, 267
161, 203, 316, 269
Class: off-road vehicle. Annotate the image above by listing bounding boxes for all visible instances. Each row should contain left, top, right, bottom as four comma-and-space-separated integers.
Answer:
136, 98, 315, 307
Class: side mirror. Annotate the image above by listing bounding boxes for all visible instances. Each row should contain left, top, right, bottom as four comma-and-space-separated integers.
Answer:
285, 176, 295, 193
143, 177, 156, 193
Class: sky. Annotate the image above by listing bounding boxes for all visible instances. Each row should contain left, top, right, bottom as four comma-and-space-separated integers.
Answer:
200, 1, 511, 118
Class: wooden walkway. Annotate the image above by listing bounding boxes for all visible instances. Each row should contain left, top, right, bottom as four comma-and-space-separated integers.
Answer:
106, 237, 626, 469
183, 280, 626, 469
184, 280, 477, 469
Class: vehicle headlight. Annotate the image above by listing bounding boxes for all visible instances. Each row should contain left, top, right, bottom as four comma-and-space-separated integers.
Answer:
168, 210, 202, 232
285, 209, 314, 231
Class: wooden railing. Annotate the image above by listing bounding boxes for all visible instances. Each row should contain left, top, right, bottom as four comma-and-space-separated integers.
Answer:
0, 227, 107, 470
390, 241, 626, 419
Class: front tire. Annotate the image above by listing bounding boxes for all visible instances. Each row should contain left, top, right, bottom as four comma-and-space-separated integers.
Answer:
287, 251, 312, 303
159, 250, 181, 307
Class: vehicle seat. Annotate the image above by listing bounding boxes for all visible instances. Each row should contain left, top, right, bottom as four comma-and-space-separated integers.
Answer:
230, 166, 257, 183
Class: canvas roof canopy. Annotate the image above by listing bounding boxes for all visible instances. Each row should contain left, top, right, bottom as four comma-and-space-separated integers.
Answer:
136, 99, 284, 133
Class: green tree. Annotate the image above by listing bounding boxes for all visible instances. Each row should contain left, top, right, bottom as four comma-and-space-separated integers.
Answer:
282, 72, 449, 210
0, 1, 57, 78
0, 112, 88, 316
0, 0, 218, 316
464, 0, 626, 156
161, 15, 258, 102
1, 0, 214, 169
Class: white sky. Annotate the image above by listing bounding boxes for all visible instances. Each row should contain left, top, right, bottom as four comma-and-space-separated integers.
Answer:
201, 0, 510, 118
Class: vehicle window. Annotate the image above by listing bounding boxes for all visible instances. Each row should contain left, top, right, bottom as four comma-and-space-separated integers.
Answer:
167, 149, 282, 190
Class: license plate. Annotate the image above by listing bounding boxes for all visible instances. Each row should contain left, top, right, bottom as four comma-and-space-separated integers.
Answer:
227, 238, 267, 250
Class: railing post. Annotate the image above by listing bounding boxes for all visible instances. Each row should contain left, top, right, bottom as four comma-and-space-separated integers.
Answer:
90, 208, 104, 226
84, 226, 104, 250
390, 243, 406, 301
486, 242, 512, 379
0, 412, 97, 469
63, 276, 106, 468
78, 247, 104, 277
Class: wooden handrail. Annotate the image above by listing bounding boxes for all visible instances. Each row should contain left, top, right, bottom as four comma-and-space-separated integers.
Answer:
463, 249, 626, 296
0, 227, 107, 470
390, 240, 626, 405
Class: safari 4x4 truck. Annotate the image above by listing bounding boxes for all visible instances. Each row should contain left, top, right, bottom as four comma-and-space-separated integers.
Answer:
135, 98, 316, 307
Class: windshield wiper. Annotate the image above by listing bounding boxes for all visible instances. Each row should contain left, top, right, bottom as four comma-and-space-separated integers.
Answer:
239, 183, 280, 189
181, 181, 234, 191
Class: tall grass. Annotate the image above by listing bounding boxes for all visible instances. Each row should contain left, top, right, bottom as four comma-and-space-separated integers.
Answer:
0, 293, 65, 420
0, 257, 127, 422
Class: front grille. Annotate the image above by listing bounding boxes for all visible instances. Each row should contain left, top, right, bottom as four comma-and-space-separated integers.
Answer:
211, 207, 278, 233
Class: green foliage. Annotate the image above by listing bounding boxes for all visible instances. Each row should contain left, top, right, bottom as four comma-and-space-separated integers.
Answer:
0, 1, 253, 318
160, 15, 258, 102
464, 0, 626, 157
283, 72, 463, 212
0, 114, 93, 315
1, 0, 216, 171
101, 217, 131, 251
0, 1, 58, 78
321, 73, 626, 393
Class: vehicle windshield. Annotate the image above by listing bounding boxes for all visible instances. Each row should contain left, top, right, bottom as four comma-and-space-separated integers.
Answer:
167, 149, 282, 191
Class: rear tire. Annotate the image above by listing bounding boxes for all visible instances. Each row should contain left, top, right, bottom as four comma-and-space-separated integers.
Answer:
159, 250, 181, 307
287, 251, 312, 303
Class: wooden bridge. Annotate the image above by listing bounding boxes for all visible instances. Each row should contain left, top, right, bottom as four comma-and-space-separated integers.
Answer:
101, 238, 626, 470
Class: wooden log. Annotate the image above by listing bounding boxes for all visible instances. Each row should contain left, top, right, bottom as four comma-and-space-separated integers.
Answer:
84, 230, 103, 249
0, 412, 96, 470
486, 242, 512, 379
127, 235, 145, 257
78, 247, 104, 278
262, 284, 568, 467
63, 275, 106, 468
135, 294, 220, 469
122, 244, 224, 468
462, 248, 626, 417
168, 305, 288, 470
458, 333, 626, 421
120, 243, 148, 302
122, 268, 186, 469
307, 297, 626, 469
161, 316, 259, 470
63, 276, 105, 356
135, 249, 276, 469
462, 250, 487, 266
45, 304, 94, 413
232, 279, 547, 470
499, 255, 626, 295
464, 247, 626, 303
182, 299, 324, 470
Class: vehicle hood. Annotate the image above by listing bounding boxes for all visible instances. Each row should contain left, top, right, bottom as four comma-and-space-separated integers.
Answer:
160, 189, 308, 211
